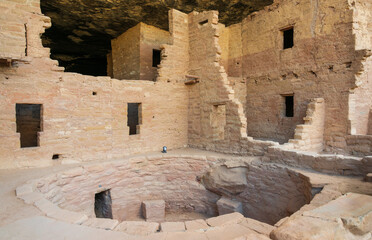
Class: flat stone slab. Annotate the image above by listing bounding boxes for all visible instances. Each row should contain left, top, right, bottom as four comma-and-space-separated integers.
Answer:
46, 208, 88, 224
238, 218, 275, 236
205, 223, 270, 240
217, 197, 243, 215
16, 183, 35, 196
160, 222, 185, 232
142, 200, 165, 222
162, 231, 208, 240
185, 219, 209, 231
0, 216, 135, 240
206, 212, 244, 227
82, 218, 119, 230
115, 221, 159, 235
303, 193, 372, 220
272, 193, 372, 239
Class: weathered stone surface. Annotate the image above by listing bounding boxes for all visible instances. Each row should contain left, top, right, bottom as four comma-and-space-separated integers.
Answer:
46, 209, 88, 225
185, 219, 209, 231
142, 200, 165, 222
365, 173, 372, 182
238, 218, 275, 236
114, 221, 159, 235
271, 193, 372, 240
16, 182, 35, 196
206, 212, 244, 227
82, 218, 119, 230
217, 197, 243, 215
205, 223, 269, 240
0, 216, 134, 240
160, 222, 185, 232
202, 166, 248, 195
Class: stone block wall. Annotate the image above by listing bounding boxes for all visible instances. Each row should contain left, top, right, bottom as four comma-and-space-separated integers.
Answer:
111, 24, 141, 80
0, 3, 189, 169
187, 11, 248, 153
110, 22, 172, 81
156, 9, 189, 83
287, 98, 325, 152
139, 23, 171, 81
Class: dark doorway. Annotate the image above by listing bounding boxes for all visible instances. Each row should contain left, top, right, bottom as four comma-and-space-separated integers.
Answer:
284, 95, 294, 117
94, 189, 113, 219
152, 49, 161, 67
16, 104, 42, 148
282, 27, 294, 49
127, 103, 141, 135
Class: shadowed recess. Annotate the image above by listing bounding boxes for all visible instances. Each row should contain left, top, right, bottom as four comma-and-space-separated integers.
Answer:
40, 0, 273, 76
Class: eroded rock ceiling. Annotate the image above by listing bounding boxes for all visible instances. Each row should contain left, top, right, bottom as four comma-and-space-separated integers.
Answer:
41, 0, 273, 76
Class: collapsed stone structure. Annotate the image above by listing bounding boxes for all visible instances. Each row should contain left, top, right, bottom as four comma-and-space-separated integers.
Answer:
0, 0, 371, 239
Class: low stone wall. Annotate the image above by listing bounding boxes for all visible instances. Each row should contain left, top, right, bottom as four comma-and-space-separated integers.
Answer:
264, 145, 371, 176
346, 135, 372, 157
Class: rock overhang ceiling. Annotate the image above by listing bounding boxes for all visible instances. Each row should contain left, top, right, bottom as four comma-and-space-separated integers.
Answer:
41, 0, 273, 76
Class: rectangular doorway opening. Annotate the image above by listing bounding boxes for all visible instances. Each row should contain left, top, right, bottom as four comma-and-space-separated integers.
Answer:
152, 49, 161, 67
94, 189, 113, 219
283, 95, 294, 117
16, 104, 42, 148
282, 27, 294, 49
127, 103, 141, 135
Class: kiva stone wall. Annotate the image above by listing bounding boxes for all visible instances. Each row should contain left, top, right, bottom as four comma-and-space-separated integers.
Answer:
35, 155, 220, 221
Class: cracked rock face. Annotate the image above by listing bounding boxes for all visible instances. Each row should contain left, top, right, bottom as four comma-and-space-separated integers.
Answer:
40, 0, 272, 76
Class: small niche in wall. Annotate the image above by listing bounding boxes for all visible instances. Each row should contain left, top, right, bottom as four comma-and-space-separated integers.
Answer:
199, 19, 208, 26
127, 103, 142, 135
92, 91, 97, 96
210, 104, 226, 141
52, 154, 60, 160
94, 189, 113, 219
282, 27, 294, 49
282, 95, 294, 117
16, 104, 42, 148
152, 49, 161, 68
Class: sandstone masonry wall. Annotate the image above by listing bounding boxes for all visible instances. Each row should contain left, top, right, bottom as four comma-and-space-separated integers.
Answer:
111, 24, 141, 80
287, 98, 325, 152
0, 2, 189, 169
156, 10, 189, 83
139, 23, 171, 81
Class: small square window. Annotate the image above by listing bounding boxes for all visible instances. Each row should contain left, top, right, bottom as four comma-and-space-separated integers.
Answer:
282, 27, 294, 49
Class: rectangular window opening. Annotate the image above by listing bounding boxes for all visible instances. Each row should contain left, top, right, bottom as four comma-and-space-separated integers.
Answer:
152, 49, 161, 68
127, 103, 141, 135
16, 104, 42, 148
199, 19, 208, 25
284, 95, 294, 117
282, 27, 294, 49
94, 189, 113, 219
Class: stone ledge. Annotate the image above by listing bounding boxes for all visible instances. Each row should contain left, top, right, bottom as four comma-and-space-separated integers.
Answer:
206, 212, 244, 227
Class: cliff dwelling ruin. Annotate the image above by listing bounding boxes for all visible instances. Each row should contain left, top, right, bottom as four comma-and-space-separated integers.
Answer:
0, 0, 372, 239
